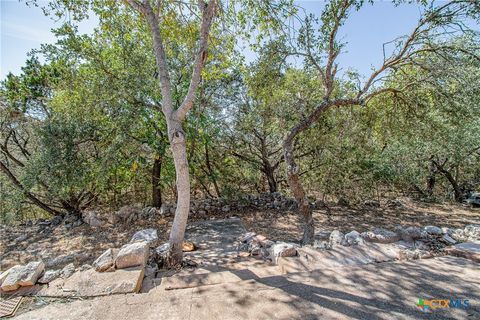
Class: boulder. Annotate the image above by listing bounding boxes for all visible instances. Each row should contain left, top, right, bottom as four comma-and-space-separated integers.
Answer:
82, 210, 104, 228
61, 263, 76, 279
38, 269, 61, 284
115, 242, 149, 269
424, 225, 442, 235
329, 230, 344, 246
17, 261, 45, 286
400, 226, 424, 242
0, 265, 24, 291
344, 230, 363, 246
267, 242, 299, 263
93, 249, 115, 272
130, 229, 158, 246
361, 228, 400, 244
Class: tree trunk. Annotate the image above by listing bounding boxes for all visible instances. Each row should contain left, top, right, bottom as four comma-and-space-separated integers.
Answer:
264, 164, 278, 193
432, 159, 462, 202
0, 161, 62, 216
443, 170, 462, 202
165, 123, 190, 267
152, 157, 162, 208
204, 142, 221, 197
283, 139, 314, 244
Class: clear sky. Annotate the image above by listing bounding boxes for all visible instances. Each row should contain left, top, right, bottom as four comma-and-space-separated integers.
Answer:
1, 0, 427, 80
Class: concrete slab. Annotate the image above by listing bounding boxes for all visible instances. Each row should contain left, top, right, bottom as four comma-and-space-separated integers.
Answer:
13, 256, 480, 320
278, 242, 403, 273
37, 267, 144, 297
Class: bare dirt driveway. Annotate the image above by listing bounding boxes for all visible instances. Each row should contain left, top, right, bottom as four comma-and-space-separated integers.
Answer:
13, 255, 480, 320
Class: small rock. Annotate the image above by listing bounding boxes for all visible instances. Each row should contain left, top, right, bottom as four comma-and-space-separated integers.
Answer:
130, 229, 158, 247
424, 226, 442, 235
441, 227, 452, 235
61, 263, 76, 278
464, 225, 480, 240
314, 231, 331, 241
386, 199, 403, 209
313, 240, 331, 250
451, 229, 467, 242
182, 241, 196, 252
154, 243, 170, 267
337, 197, 349, 206
442, 234, 457, 245
45, 254, 75, 268
344, 230, 363, 246
82, 210, 104, 228
159, 204, 170, 216
254, 235, 267, 242
267, 242, 299, 263
93, 249, 115, 272
78, 264, 92, 272
363, 200, 380, 208
239, 232, 256, 243
361, 228, 400, 244
38, 269, 61, 284
14, 234, 28, 242
51, 215, 63, 226
115, 242, 149, 269
329, 230, 344, 246
145, 265, 158, 278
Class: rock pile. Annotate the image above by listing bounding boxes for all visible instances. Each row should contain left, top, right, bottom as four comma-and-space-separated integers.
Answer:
238, 232, 298, 263
107, 193, 301, 224
313, 224, 480, 261
0, 260, 82, 292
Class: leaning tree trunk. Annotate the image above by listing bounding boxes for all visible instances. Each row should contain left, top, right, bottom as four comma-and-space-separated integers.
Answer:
165, 122, 191, 267
152, 157, 162, 208
283, 139, 314, 244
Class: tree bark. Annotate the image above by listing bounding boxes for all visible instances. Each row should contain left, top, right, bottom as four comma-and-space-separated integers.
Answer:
204, 142, 221, 197
432, 159, 462, 202
264, 164, 278, 193
152, 156, 162, 208
165, 123, 190, 267
283, 139, 314, 244
442, 169, 462, 202
426, 159, 436, 196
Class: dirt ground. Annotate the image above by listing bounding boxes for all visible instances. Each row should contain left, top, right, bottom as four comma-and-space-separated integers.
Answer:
1, 197, 479, 271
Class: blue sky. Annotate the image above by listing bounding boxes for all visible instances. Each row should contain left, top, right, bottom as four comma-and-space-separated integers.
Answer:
2, 0, 425, 80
